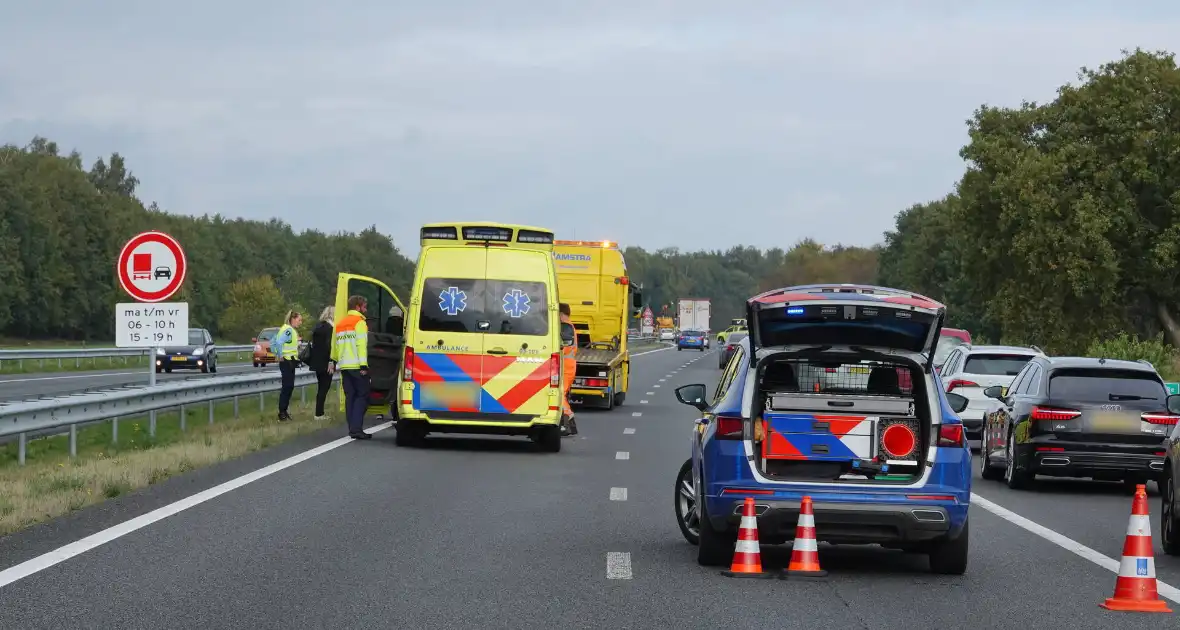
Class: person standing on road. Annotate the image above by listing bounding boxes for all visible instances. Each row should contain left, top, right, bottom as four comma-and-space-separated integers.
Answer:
332, 295, 372, 440
559, 302, 578, 437
274, 310, 303, 422
307, 306, 336, 420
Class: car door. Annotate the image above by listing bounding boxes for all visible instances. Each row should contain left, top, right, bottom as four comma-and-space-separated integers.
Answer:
204, 329, 216, 363
994, 366, 1034, 462
985, 364, 1028, 461
334, 272, 408, 414
695, 344, 745, 488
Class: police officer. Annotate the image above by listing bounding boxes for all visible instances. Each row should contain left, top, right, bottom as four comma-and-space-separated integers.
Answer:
274, 310, 303, 422
331, 295, 372, 440
559, 302, 578, 437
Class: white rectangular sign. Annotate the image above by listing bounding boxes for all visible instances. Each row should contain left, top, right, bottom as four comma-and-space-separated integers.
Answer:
115, 302, 190, 348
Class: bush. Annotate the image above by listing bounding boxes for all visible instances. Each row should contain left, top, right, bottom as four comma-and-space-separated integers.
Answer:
1085, 333, 1179, 382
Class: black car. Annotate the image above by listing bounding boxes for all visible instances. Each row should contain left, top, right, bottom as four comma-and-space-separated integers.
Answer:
1158, 395, 1180, 555
716, 332, 747, 368
156, 328, 219, 374
980, 356, 1177, 490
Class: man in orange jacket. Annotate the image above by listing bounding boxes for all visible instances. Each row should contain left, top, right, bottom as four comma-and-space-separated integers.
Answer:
560, 303, 578, 437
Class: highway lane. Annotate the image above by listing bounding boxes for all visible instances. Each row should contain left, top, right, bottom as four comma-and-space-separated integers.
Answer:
0, 347, 1176, 628
0, 362, 273, 402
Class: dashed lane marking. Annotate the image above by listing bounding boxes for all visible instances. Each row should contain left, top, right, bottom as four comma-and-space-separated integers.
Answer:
659, 378, 667, 382
640, 400, 648, 404
616, 451, 630, 460
645, 391, 654, 395
971, 493, 1180, 603
606, 552, 633, 579
610, 487, 628, 501
632, 412, 642, 417
0, 421, 395, 590
653, 385, 661, 388
623, 428, 636, 434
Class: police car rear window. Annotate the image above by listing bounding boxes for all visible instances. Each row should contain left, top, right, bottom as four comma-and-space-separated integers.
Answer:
419, 278, 549, 336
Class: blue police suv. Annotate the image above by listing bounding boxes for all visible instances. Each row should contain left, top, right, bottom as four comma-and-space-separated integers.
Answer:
672, 284, 973, 574
677, 329, 707, 351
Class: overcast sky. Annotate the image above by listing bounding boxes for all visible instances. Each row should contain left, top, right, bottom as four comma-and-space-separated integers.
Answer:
3, 1, 1178, 257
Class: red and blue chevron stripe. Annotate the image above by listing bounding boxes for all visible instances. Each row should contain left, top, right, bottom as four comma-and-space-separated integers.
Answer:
411, 352, 553, 415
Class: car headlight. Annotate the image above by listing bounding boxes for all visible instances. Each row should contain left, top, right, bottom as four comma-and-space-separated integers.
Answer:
156, 348, 165, 355
192, 348, 204, 355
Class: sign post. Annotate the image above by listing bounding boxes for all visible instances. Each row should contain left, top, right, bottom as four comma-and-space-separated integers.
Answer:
115, 231, 188, 436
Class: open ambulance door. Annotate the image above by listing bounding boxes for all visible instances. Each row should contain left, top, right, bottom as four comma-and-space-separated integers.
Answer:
334, 273, 407, 415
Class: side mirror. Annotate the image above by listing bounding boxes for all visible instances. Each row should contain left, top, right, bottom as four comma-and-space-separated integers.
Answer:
560, 323, 575, 347
945, 392, 969, 414
1168, 394, 1180, 415
983, 385, 1003, 400
675, 383, 709, 411
251, 337, 258, 343
631, 291, 643, 311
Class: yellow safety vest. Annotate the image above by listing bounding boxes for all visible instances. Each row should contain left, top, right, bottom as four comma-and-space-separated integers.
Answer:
277, 324, 300, 360
331, 310, 368, 370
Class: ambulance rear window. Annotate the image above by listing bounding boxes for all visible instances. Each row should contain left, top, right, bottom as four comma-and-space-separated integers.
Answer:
418, 278, 549, 336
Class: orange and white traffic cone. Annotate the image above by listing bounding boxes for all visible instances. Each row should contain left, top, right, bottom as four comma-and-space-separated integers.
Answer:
1100, 484, 1172, 613
721, 497, 775, 578
781, 495, 827, 579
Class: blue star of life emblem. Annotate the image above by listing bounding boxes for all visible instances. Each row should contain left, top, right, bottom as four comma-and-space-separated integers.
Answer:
502, 289, 531, 318
438, 286, 467, 316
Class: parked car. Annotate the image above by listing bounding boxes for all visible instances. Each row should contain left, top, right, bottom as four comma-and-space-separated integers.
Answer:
156, 328, 219, 374
717, 332, 747, 368
253, 327, 280, 367
938, 344, 1043, 449
677, 329, 707, 351
981, 356, 1177, 491
673, 284, 972, 574
1155, 395, 1180, 554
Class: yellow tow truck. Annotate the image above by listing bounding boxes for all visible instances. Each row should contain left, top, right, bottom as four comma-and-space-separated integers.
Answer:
553, 240, 643, 410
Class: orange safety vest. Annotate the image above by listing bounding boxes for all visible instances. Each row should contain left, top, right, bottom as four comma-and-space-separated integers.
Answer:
561, 344, 576, 416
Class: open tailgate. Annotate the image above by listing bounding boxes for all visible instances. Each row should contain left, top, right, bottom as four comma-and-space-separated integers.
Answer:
746, 284, 946, 370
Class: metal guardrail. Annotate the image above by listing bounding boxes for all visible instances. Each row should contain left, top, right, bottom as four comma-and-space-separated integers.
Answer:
0, 344, 255, 370
1, 369, 320, 465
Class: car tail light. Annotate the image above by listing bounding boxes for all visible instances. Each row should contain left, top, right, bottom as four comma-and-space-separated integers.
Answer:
715, 415, 744, 440
550, 353, 561, 387
946, 379, 978, 392
1143, 413, 1180, 425
825, 368, 837, 373
937, 423, 965, 447
1030, 406, 1080, 421
583, 378, 609, 387
403, 347, 414, 381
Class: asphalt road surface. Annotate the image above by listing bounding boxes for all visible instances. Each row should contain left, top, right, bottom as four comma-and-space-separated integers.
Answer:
2, 345, 1179, 628
0, 362, 273, 402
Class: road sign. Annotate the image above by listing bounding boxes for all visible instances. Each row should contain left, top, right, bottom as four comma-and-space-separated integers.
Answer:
1167, 382, 1179, 396
115, 302, 189, 348
117, 231, 187, 303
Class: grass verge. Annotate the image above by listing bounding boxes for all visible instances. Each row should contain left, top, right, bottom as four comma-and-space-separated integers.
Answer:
0, 384, 343, 537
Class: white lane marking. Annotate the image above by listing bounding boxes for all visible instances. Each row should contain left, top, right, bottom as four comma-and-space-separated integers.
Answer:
610, 487, 628, 501
653, 385, 661, 388
659, 378, 666, 382
971, 493, 1180, 603
632, 412, 642, 417
623, 428, 636, 434
606, 552, 633, 579
0, 421, 394, 590
616, 451, 630, 460
645, 391, 654, 395
640, 400, 649, 404
0, 363, 257, 384
630, 346, 674, 357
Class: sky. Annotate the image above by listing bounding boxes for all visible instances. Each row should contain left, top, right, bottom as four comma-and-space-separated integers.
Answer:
3, 1, 1179, 257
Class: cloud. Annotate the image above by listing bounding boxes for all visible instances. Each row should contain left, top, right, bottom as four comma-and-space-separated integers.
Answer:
2, 1, 1180, 256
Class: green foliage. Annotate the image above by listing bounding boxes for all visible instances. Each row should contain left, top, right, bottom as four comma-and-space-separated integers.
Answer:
1086, 333, 1179, 382
878, 48, 1180, 355
219, 276, 287, 343
0, 138, 414, 342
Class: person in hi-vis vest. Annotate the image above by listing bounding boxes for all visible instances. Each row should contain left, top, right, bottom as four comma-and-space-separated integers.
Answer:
331, 295, 372, 440
559, 303, 578, 437
273, 310, 303, 422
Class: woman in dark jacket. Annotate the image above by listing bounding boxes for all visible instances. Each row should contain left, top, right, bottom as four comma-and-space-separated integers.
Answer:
307, 306, 336, 419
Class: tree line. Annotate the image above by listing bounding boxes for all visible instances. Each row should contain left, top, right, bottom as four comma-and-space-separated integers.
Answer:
1, 49, 1177, 378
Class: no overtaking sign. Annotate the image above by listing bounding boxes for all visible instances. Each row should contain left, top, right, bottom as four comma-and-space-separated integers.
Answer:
115, 231, 189, 349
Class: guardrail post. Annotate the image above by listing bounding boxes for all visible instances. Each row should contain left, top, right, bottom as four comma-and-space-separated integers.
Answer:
57, 358, 62, 369
111, 416, 119, 443
233, 396, 240, 418
208, 400, 215, 425
75, 357, 80, 369
18, 432, 26, 465
179, 404, 186, 432
69, 424, 77, 458
259, 392, 265, 413
301, 385, 307, 405
149, 412, 156, 438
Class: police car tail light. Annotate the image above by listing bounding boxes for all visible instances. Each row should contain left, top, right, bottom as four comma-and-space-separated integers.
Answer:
937, 423, 965, 447
403, 347, 415, 382
1142, 412, 1180, 425
550, 353, 561, 387
1030, 406, 1080, 421
715, 415, 744, 440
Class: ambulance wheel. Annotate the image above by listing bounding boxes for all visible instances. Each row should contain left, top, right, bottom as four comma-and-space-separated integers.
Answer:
613, 392, 626, 406
394, 420, 423, 447
536, 426, 562, 453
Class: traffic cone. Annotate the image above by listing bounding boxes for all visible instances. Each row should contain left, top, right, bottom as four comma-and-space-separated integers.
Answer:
721, 497, 775, 578
781, 495, 827, 579
1100, 484, 1172, 613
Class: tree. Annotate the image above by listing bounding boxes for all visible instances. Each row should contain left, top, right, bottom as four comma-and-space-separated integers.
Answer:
219, 276, 289, 342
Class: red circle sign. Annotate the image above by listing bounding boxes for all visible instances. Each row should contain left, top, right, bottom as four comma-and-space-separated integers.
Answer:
116, 231, 187, 302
